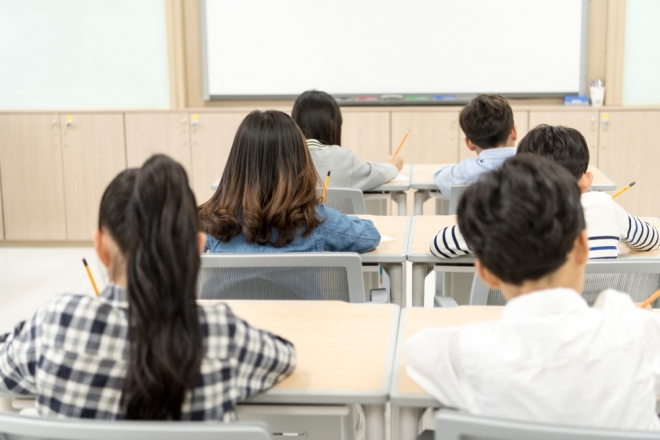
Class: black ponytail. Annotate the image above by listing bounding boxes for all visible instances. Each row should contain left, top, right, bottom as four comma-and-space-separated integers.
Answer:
121, 154, 203, 420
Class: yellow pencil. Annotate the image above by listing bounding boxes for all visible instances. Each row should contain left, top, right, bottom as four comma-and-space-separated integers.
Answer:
612, 181, 636, 199
640, 287, 660, 309
82, 258, 100, 296
321, 169, 332, 203
394, 129, 410, 156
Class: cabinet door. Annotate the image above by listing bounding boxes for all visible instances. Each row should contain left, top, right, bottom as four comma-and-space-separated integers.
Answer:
391, 112, 460, 164
529, 111, 599, 165
0, 114, 67, 240
599, 111, 660, 216
60, 114, 127, 240
459, 110, 529, 161
125, 113, 191, 174
0, 177, 4, 240
190, 112, 248, 204
341, 111, 391, 163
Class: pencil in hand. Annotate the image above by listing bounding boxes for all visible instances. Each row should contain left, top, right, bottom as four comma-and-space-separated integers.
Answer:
639, 288, 660, 309
394, 129, 410, 156
321, 169, 332, 203
612, 181, 636, 199
82, 258, 100, 296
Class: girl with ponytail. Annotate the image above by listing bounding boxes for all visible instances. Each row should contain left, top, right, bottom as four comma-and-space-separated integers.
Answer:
0, 154, 296, 420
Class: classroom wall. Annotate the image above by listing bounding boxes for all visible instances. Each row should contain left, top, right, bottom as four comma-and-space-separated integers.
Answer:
623, 0, 660, 105
0, 0, 170, 109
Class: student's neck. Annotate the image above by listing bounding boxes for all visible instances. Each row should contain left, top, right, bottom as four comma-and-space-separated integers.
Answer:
475, 143, 511, 155
500, 263, 582, 301
107, 264, 127, 289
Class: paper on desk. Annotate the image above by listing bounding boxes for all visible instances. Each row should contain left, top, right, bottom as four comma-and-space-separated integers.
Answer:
380, 234, 395, 243
393, 173, 410, 181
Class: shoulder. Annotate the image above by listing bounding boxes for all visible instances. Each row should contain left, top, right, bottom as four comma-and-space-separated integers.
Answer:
581, 190, 613, 206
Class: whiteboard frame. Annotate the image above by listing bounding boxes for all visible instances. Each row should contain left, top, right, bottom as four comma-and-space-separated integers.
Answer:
200, 0, 589, 104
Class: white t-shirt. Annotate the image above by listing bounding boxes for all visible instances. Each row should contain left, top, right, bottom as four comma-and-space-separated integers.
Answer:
406, 288, 660, 430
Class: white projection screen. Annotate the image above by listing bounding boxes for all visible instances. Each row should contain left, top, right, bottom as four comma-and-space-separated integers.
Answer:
201, 0, 588, 101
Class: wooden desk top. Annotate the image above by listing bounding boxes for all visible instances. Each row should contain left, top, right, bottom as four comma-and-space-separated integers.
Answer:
365, 164, 411, 192
200, 300, 400, 404
391, 306, 503, 406
410, 164, 616, 191
408, 216, 660, 263
357, 215, 410, 263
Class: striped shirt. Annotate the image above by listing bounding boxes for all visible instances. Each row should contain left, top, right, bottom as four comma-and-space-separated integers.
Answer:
430, 191, 660, 260
0, 285, 296, 420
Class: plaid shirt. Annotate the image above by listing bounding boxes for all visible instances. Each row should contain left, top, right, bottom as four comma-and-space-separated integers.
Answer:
0, 285, 296, 420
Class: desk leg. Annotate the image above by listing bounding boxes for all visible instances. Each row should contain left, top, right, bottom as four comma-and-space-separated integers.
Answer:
363, 404, 385, 440
384, 263, 404, 308
414, 190, 430, 216
399, 407, 422, 440
391, 191, 408, 216
412, 263, 430, 307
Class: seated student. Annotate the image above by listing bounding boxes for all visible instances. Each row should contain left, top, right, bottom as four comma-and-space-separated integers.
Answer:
434, 94, 517, 196
199, 110, 380, 254
430, 125, 659, 259
292, 90, 403, 191
0, 155, 295, 420
407, 155, 660, 430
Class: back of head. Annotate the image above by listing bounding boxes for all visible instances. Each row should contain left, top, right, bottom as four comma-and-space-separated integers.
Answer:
291, 90, 342, 146
121, 154, 203, 420
457, 154, 585, 286
98, 168, 139, 255
199, 110, 321, 247
516, 124, 590, 179
459, 94, 514, 149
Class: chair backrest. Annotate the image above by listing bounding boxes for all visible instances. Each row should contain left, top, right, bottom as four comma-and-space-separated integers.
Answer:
197, 253, 366, 302
447, 185, 470, 215
323, 188, 367, 214
469, 260, 660, 306
435, 409, 660, 440
0, 413, 272, 440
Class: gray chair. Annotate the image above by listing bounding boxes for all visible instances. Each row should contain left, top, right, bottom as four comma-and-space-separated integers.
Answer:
323, 188, 367, 214
468, 260, 660, 307
197, 253, 388, 303
0, 412, 272, 440
432, 409, 660, 440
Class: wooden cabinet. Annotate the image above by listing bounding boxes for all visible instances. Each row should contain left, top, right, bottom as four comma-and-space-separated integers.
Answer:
125, 113, 191, 174
598, 111, 660, 216
60, 114, 127, 240
458, 110, 529, 161
0, 114, 67, 240
190, 112, 248, 204
342, 111, 391, 163
529, 111, 599, 165
391, 111, 460, 164
0, 177, 4, 240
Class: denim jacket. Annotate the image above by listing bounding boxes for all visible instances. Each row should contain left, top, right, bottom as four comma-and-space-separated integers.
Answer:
204, 204, 380, 254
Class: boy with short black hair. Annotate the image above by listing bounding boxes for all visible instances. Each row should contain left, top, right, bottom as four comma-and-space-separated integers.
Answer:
408, 155, 660, 430
431, 124, 659, 259
433, 94, 517, 195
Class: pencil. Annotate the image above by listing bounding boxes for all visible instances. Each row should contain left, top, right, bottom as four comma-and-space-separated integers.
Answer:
82, 258, 100, 296
611, 181, 636, 199
394, 129, 410, 156
640, 288, 660, 309
321, 169, 331, 203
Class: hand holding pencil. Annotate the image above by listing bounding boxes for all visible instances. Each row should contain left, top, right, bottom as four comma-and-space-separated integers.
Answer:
389, 129, 410, 171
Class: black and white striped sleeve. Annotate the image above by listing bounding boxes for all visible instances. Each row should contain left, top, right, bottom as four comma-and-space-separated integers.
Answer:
623, 214, 660, 251
430, 225, 472, 259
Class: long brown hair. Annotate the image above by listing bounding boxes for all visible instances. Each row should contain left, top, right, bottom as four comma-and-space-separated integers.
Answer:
199, 110, 321, 247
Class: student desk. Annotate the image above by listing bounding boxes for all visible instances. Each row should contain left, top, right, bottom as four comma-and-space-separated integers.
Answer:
407, 216, 660, 308
211, 164, 411, 216
364, 164, 411, 216
205, 300, 400, 440
410, 164, 618, 215
358, 215, 411, 308
390, 306, 502, 440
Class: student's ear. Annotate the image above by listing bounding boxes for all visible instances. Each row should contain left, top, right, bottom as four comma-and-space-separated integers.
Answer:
475, 259, 502, 289
572, 230, 589, 268
94, 229, 111, 269
578, 172, 594, 193
510, 124, 518, 142
198, 232, 207, 255
465, 137, 477, 152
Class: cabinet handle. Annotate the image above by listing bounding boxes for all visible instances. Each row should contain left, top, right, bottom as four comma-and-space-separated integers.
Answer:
601, 113, 609, 131
51, 120, 57, 125
181, 118, 187, 124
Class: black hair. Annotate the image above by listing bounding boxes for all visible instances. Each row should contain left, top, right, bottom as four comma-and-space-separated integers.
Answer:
457, 154, 585, 286
516, 124, 590, 179
99, 155, 203, 420
291, 90, 342, 146
459, 94, 514, 149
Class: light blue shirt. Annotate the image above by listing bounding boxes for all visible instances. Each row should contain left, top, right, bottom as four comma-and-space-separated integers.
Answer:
204, 204, 380, 254
433, 147, 517, 195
